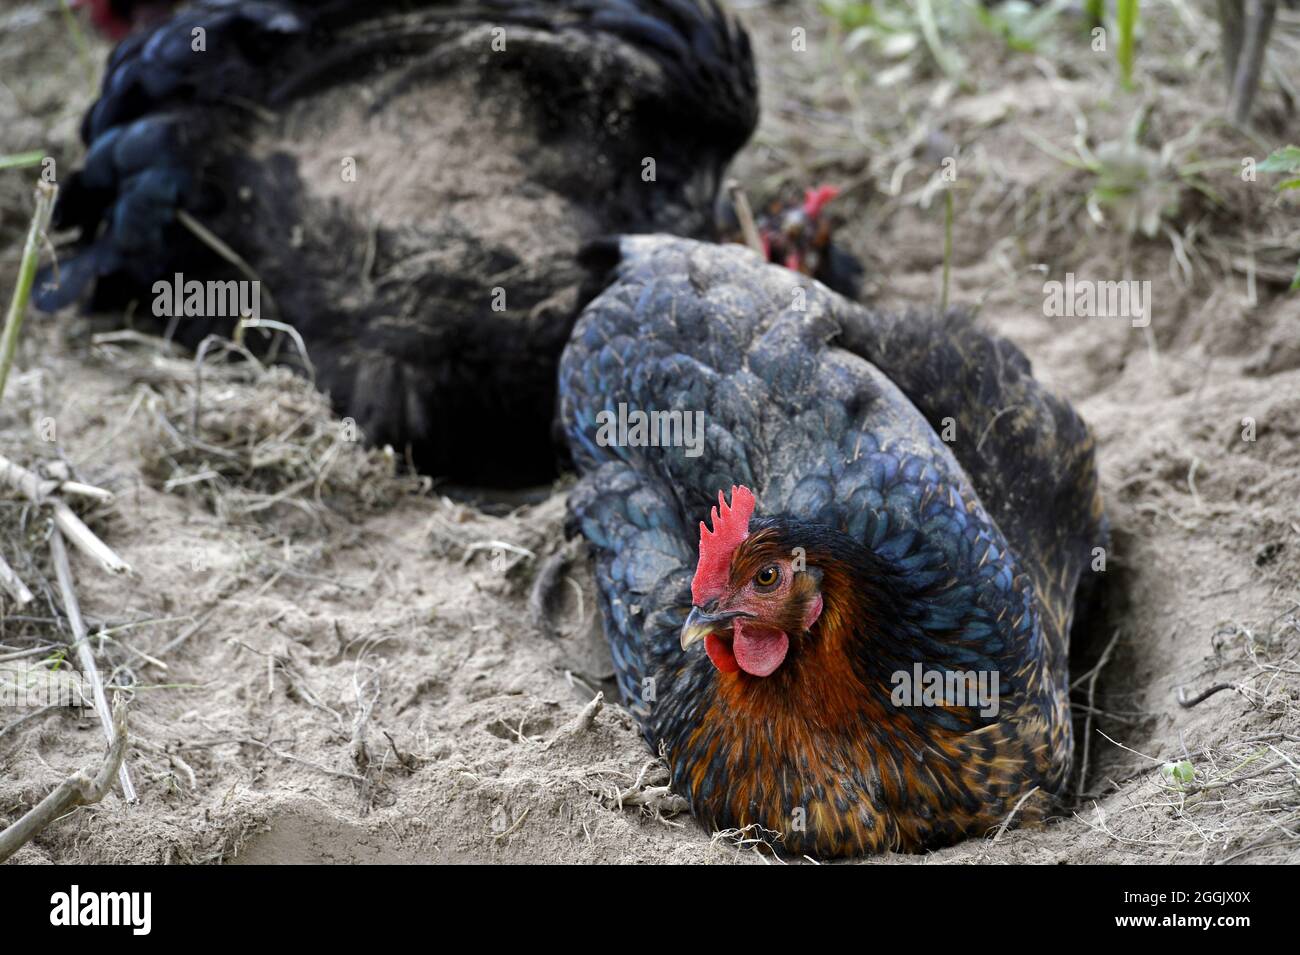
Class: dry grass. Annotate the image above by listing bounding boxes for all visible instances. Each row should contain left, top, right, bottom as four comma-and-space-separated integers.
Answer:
90, 333, 427, 525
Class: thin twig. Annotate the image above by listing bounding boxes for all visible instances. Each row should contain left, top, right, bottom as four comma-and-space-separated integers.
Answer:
544, 692, 604, 751
493, 807, 531, 842
529, 551, 564, 637
176, 210, 269, 294
460, 540, 535, 565
235, 737, 366, 783
238, 318, 315, 383
49, 498, 131, 575
1177, 682, 1238, 708
0, 645, 59, 664
991, 785, 1040, 843
726, 179, 765, 255
1077, 628, 1121, 797
0, 452, 130, 575
0, 548, 34, 605
50, 527, 137, 802
57, 482, 115, 503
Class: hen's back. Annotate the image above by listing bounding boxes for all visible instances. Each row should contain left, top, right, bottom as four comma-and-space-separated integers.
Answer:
561, 236, 1105, 760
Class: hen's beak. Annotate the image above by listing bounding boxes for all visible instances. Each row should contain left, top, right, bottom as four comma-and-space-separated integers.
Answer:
680, 606, 749, 650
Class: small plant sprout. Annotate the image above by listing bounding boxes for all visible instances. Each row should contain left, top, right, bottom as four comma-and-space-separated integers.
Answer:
821, 0, 1065, 88
1258, 145, 1300, 289
1027, 107, 1222, 243
1161, 759, 1195, 788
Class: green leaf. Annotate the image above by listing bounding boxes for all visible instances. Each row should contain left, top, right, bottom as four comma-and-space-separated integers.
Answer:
1160, 760, 1195, 786
0, 151, 46, 172
820, 0, 877, 31
1258, 145, 1300, 174
915, 0, 967, 85
1116, 0, 1139, 91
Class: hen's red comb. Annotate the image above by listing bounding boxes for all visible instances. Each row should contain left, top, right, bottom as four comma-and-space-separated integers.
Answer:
74, 0, 129, 40
691, 485, 755, 605
803, 184, 841, 220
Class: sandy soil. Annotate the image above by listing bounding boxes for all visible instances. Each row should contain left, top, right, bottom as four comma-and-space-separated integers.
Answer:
1, 0, 1298, 864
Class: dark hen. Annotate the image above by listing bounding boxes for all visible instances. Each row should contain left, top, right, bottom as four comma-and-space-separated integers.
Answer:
559, 236, 1106, 856
38, 0, 757, 485
716, 184, 864, 299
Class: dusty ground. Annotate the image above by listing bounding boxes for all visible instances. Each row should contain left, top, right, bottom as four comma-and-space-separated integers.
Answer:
1, 0, 1298, 863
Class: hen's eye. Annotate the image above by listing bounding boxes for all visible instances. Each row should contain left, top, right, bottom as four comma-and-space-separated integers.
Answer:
754, 565, 780, 588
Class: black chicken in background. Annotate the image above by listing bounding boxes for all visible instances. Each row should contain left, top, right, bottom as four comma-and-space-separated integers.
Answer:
716, 183, 864, 299
38, 0, 757, 485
